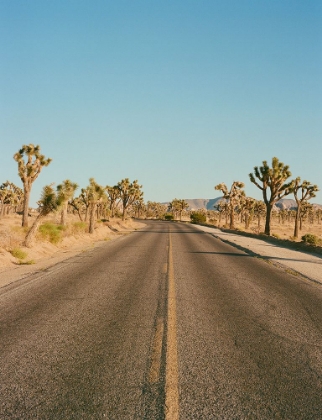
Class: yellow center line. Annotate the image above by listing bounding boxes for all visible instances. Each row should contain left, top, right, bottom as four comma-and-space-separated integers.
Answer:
165, 233, 180, 420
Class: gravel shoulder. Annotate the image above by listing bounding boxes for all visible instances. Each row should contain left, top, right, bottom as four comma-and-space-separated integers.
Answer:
193, 224, 322, 285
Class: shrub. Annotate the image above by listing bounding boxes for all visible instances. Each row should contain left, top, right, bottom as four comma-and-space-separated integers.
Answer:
190, 212, 206, 224
164, 214, 174, 220
38, 222, 65, 244
19, 259, 35, 265
71, 221, 88, 234
10, 247, 27, 260
271, 233, 281, 239
301, 233, 321, 246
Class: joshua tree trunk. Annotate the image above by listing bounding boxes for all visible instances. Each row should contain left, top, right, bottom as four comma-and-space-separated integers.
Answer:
89, 203, 96, 233
293, 204, 301, 238
264, 203, 273, 235
229, 209, 235, 229
60, 202, 68, 226
22, 187, 31, 227
23, 213, 43, 247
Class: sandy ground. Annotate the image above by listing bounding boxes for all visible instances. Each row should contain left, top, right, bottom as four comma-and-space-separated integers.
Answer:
0, 214, 145, 288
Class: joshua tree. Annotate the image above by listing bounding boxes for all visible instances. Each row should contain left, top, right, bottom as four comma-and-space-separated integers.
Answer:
68, 196, 84, 221
106, 185, 121, 218
170, 199, 189, 221
0, 181, 24, 217
146, 201, 168, 219
79, 188, 91, 221
300, 202, 314, 229
215, 181, 245, 229
85, 178, 106, 233
249, 157, 294, 235
215, 200, 229, 226
24, 185, 60, 247
241, 197, 256, 229
253, 200, 266, 232
117, 178, 143, 221
14, 144, 52, 227
57, 180, 78, 226
316, 208, 322, 225
292, 178, 318, 238
132, 197, 145, 218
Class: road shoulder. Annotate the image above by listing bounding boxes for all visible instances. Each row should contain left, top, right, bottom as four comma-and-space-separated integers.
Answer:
192, 224, 322, 285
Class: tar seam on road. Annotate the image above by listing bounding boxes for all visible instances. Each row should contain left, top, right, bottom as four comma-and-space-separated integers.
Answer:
165, 232, 180, 420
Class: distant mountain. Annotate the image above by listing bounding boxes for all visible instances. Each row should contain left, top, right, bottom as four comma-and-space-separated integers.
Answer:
179, 198, 322, 211
183, 198, 225, 211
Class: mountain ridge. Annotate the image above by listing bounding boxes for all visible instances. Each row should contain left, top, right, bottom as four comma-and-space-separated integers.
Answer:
169, 198, 322, 211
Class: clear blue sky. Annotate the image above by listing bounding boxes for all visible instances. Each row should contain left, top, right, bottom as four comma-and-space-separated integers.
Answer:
1, 0, 321, 206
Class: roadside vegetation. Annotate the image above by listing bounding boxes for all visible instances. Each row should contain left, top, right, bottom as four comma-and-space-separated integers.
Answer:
0, 147, 321, 255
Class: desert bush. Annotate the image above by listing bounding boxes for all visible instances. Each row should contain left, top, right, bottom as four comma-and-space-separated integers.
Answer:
21, 259, 35, 265
190, 212, 206, 224
70, 221, 88, 234
38, 222, 65, 244
10, 247, 27, 260
271, 233, 281, 239
164, 213, 174, 220
301, 233, 321, 246
9, 247, 35, 264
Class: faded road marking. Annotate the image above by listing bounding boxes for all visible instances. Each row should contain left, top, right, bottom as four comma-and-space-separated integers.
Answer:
165, 233, 179, 420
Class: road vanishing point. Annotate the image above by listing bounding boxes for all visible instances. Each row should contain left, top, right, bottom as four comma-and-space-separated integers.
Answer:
1, 220, 322, 419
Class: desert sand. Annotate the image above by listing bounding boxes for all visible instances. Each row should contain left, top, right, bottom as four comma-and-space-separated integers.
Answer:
0, 213, 145, 269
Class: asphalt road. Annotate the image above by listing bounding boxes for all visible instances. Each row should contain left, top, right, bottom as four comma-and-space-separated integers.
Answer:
0, 221, 321, 419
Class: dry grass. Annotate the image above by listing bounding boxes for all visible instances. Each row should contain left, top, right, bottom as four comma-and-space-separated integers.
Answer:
206, 215, 322, 253
215, 216, 322, 242
0, 213, 145, 268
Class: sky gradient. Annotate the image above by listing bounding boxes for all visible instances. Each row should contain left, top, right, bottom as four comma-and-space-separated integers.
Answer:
1, 0, 321, 206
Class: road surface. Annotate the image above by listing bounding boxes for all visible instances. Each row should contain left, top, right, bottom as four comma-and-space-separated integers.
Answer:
1, 221, 321, 419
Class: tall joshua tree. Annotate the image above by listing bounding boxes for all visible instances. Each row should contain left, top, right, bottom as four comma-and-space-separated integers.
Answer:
170, 199, 189, 221
106, 185, 121, 218
117, 178, 143, 221
24, 185, 60, 247
57, 180, 78, 226
293, 178, 319, 238
86, 178, 106, 233
0, 181, 23, 217
14, 144, 52, 227
249, 157, 294, 235
215, 181, 245, 229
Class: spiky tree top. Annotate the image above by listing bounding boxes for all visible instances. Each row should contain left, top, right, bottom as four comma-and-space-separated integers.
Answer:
57, 179, 78, 202
249, 157, 294, 206
293, 177, 319, 204
117, 178, 143, 207
38, 184, 60, 215
87, 178, 106, 204
13, 144, 52, 189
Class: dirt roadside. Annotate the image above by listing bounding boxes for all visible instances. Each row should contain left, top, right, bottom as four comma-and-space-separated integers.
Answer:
0, 218, 145, 289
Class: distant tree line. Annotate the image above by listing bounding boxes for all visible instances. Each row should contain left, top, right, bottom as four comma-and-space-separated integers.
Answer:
215, 157, 319, 237
1, 144, 144, 246
0, 148, 320, 243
